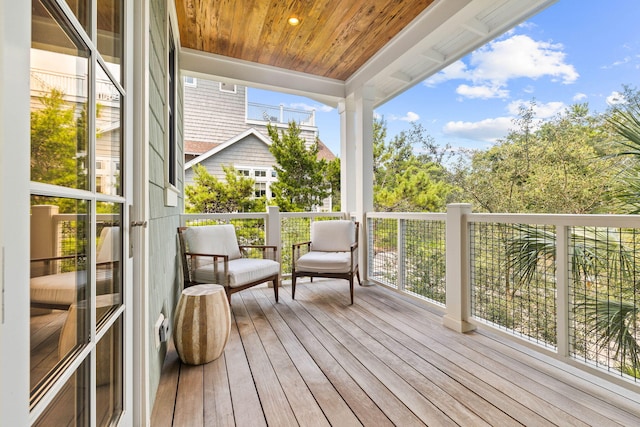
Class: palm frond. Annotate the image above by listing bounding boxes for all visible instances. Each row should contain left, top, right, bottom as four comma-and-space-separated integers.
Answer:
576, 297, 640, 372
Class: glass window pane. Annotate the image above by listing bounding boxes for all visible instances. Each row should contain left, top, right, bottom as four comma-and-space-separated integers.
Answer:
33, 358, 90, 427
30, 197, 88, 395
96, 202, 122, 317
97, 0, 123, 83
96, 316, 123, 426
31, 0, 90, 191
96, 64, 122, 196
62, 0, 91, 35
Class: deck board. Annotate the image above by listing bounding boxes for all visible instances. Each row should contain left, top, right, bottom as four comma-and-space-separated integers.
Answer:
151, 280, 640, 426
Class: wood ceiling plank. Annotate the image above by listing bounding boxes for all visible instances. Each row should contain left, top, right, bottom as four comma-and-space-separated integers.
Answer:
178, 0, 434, 80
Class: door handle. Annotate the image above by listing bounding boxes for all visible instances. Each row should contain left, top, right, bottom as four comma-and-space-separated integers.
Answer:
131, 220, 147, 228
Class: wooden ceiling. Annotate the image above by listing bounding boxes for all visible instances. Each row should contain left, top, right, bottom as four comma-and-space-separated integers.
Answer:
176, 0, 434, 81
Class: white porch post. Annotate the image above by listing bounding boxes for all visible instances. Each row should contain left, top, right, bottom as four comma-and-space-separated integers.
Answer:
353, 85, 375, 282
443, 203, 476, 333
339, 95, 356, 213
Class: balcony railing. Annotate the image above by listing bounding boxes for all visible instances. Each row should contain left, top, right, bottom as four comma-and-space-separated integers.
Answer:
246, 101, 315, 126
180, 205, 640, 388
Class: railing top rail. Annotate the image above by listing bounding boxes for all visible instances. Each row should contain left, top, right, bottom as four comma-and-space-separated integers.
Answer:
280, 212, 345, 219
468, 212, 640, 227
180, 212, 268, 223
366, 212, 447, 221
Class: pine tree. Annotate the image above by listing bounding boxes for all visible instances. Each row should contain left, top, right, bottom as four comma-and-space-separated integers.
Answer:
267, 122, 329, 212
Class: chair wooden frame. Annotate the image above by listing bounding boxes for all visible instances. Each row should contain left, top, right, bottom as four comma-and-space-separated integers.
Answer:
178, 226, 279, 303
291, 221, 361, 304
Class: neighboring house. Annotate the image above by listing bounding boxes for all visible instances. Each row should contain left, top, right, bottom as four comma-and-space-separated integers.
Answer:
183, 78, 335, 210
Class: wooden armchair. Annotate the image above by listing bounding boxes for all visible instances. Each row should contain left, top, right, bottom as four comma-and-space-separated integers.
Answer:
178, 224, 280, 303
291, 220, 361, 304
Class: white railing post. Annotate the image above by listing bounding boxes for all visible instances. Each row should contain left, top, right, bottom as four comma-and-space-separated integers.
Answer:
556, 225, 570, 357
398, 218, 405, 291
443, 203, 476, 333
279, 104, 284, 124
267, 205, 281, 286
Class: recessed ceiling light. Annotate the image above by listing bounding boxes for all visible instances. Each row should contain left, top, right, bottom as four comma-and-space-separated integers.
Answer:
288, 16, 300, 26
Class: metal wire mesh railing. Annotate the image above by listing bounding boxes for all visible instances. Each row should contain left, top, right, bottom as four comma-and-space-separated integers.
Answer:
569, 226, 640, 380
469, 222, 558, 348
367, 213, 446, 305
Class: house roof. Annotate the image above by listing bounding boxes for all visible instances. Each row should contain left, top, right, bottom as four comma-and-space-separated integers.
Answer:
184, 128, 274, 170
185, 128, 336, 170
184, 140, 220, 156
178, 0, 557, 108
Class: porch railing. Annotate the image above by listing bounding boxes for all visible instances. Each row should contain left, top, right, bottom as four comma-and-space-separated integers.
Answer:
180, 205, 640, 387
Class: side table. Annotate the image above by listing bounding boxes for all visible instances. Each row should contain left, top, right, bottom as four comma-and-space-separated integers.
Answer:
173, 284, 231, 365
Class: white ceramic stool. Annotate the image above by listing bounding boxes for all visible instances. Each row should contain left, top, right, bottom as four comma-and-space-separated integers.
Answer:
173, 284, 231, 365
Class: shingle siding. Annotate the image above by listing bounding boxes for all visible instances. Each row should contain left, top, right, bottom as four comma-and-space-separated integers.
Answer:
184, 79, 247, 144
148, 0, 184, 410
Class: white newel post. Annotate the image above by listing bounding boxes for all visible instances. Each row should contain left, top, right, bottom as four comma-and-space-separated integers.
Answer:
266, 206, 281, 286
443, 203, 476, 333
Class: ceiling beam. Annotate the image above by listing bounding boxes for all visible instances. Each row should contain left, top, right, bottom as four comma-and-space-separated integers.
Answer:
180, 48, 346, 107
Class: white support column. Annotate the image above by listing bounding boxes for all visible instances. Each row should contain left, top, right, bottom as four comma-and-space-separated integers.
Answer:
338, 95, 356, 213
443, 203, 476, 333
353, 85, 375, 282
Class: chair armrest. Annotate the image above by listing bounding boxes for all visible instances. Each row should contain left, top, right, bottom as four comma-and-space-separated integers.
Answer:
239, 245, 278, 261
292, 241, 312, 265
183, 251, 230, 285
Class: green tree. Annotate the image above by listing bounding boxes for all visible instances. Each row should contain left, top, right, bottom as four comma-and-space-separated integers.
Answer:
185, 164, 256, 213
374, 118, 455, 212
267, 122, 330, 212
455, 102, 618, 213
31, 89, 88, 205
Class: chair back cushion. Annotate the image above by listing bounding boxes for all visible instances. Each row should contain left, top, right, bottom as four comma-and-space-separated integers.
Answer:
311, 220, 355, 252
96, 226, 120, 263
183, 224, 242, 260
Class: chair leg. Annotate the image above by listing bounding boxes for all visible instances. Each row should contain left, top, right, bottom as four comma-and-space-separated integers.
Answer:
356, 268, 362, 286
349, 276, 354, 305
292, 274, 297, 300
225, 288, 232, 305
273, 277, 279, 302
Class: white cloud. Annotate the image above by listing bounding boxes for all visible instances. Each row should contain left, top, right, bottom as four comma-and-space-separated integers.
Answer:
401, 111, 420, 122
456, 84, 509, 99
387, 111, 420, 122
442, 117, 513, 142
423, 34, 579, 99
573, 92, 587, 102
606, 91, 627, 105
506, 100, 566, 119
289, 102, 333, 113
424, 60, 468, 86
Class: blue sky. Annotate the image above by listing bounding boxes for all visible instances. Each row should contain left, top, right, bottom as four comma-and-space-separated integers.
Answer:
248, 1, 640, 156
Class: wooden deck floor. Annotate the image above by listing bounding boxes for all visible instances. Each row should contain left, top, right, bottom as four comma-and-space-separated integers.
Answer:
151, 279, 640, 426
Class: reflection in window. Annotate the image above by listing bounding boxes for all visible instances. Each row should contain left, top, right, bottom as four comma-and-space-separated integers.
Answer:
61, 0, 90, 35
30, 197, 88, 397
33, 358, 89, 427
97, 0, 123, 83
96, 64, 122, 196
96, 201, 122, 320
31, 0, 90, 191
96, 316, 123, 426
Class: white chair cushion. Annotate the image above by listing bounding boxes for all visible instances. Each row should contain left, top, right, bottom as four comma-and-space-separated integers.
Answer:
192, 258, 279, 288
296, 251, 353, 273
30, 269, 114, 307
311, 220, 355, 252
97, 226, 120, 263
184, 224, 242, 263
